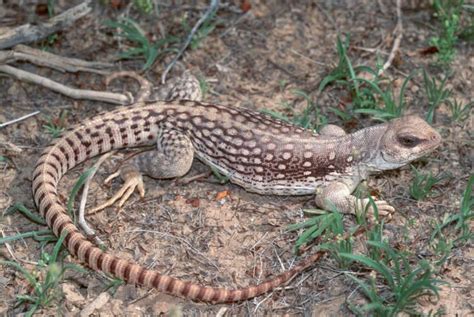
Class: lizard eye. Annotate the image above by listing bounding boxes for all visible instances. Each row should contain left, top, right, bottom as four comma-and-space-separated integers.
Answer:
397, 135, 421, 148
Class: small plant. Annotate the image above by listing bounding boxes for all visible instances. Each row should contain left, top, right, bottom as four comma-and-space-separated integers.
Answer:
447, 98, 473, 122
0, 233, 86, 316
209, 166, 230, 184
43, 111, 68, 139
409, 166, 447, 200
4, 204, 60, 248
133, 0, 154, 14
291, 89, 328, 130
287, 210, 356, 268
422, 70, 452, 123
354, 73, 414, 121
319, 35, 412, 122
430, 0, 464, 65
364, 216, 387, 262
181, 12, 221, 50
197, 75, 210, 99
67, 167, 96, 220
430, 174, 473, 245
319, 35, 370, 94
104, 18, 179, 70
341, 241, 445, 316
261, 89, 328, 131
0, 155, 6, 164
320, 36, 379, 116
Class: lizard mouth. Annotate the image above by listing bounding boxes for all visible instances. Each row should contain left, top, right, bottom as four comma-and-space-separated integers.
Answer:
381, 141, 440, 166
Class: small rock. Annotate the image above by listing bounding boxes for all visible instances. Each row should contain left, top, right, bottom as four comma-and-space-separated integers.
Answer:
62, 283, 86, 305
80, 292, 110, 317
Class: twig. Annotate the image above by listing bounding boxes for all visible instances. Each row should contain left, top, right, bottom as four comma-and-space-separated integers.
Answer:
376, 0, 403, 77
161, 0, 219, 84
0, 229, 38, 265
0, 45, 114, 75
0, 65, 132, 105
0, 110, 40, 128
77, 151, 116, 246
106, 71, 153, 103
0, 0, 93, 49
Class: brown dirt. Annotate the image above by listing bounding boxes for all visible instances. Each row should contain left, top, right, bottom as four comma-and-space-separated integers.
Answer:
0, 1, 472, 316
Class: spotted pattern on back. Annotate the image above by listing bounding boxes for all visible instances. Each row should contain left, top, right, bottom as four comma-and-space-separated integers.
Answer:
31, 99, 387, 303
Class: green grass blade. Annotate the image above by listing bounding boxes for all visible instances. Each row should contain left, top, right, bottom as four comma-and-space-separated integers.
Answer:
0, 229, 52, 244
6, 203, 47, 225
67, 167, 96, 220
339, 253, 395, 288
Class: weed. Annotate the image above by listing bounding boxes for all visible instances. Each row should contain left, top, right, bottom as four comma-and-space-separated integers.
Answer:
430, 0, 464, 65
447, 98, 473, 122
106, 10, 219, 70
197, 75, 210, 99
319, 35, 412, 122
67, 167, 96, 221
47, 0, 55, 17
104, 18, 179, 70
181, 12, 221, 50
0, 233, 86, 316
6, 203, 47, 225
354, 73, 414, 121
422, 70, 452, 123
104, 278, 126, 294
319, 35, 379, 117
261, 89, 327, 131
430, 174, 473, 245
291, 89, 327, 130
39, 0, 59, 47
133, 0, 154, 14
4, 204, 60, 247
341, 241, 445, 316
0, 229, 53, 245
365, 218, 387, 262
43, 111, 68, 139
318, 35, 370, 94
287, 211, 356, 268
409, 166, 448, 200
209, 166, 230, 184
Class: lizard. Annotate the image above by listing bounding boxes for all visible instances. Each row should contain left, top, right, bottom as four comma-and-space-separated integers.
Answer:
32, 78, 441, 302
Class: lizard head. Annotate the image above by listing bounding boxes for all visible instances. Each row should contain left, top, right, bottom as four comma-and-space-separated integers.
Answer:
369, 115, 441, 170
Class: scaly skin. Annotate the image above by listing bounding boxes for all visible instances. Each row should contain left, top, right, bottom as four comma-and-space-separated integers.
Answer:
32, 100, 441, 302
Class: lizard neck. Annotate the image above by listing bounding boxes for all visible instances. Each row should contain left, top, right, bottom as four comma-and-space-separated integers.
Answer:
333, 123, 389, 177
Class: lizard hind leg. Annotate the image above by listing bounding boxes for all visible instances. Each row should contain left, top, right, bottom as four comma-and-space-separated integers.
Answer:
152, 71, 203, 102
89, 129, 194, 214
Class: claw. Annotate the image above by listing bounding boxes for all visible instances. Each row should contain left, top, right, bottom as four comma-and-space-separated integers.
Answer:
88, 168, 145, 215
355, 197, 395, 220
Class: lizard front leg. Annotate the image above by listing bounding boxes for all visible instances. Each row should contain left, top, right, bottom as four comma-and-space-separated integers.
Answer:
314, 181, 395, 218
89, 129, 194, 213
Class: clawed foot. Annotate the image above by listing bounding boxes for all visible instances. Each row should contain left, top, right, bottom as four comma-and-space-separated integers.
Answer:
355, 197, 395, 220
88, 165, 145, 214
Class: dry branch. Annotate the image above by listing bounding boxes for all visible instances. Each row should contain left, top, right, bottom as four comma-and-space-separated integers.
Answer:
0, 45, 113, 75
0, 64, 131, 105
0, 0, 93, 50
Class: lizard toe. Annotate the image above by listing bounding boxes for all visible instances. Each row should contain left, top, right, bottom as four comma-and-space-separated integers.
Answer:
88, 172, 145, 214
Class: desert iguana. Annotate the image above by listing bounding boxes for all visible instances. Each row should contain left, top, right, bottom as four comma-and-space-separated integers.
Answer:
32, 75, 441, 302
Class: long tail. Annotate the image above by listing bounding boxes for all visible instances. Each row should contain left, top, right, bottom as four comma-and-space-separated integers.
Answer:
32, 104, 321, 302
